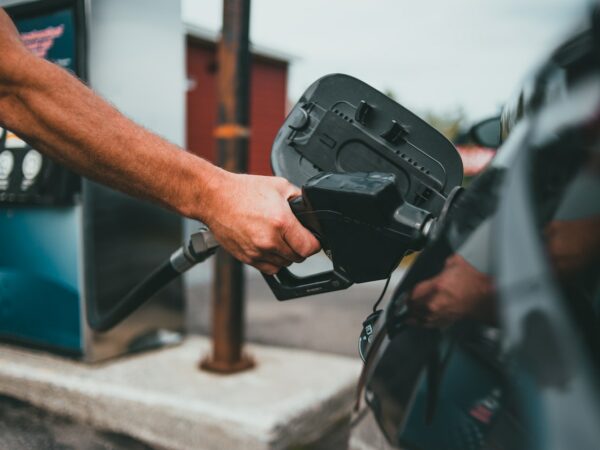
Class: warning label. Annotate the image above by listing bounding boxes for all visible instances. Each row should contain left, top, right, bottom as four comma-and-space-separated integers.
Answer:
21, 25, 65, 59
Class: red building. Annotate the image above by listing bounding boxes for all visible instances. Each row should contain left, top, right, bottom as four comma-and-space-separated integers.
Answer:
186, 25, 291, 176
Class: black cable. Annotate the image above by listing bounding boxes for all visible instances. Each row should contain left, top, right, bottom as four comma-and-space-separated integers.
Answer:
372, 274, 391, 312
86, 229, 218, 333
86, 257, 181, 332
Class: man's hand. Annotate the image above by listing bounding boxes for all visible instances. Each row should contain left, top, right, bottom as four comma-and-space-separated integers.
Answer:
407, 254, 496, 328
199, 170, 320, 275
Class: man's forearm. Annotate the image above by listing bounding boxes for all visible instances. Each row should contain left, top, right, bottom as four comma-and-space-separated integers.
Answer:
0, 46, 220, 221
0, 8, 321, 273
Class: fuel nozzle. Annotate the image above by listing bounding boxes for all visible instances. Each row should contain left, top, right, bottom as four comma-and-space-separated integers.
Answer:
264, 172, 442, 300
169, 226, 220, 274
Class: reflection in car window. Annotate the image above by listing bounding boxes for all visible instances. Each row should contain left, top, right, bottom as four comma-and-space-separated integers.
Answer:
528, 129, 600, 364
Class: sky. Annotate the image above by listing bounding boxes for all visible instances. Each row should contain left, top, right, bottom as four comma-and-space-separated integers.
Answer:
183, 0, 590, 122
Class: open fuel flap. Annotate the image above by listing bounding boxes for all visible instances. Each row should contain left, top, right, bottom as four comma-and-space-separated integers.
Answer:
265, 74, 464, 300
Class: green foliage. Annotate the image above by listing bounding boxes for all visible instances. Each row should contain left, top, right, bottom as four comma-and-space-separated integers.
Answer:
383, 88, 397, 101
422, 107, 467, 141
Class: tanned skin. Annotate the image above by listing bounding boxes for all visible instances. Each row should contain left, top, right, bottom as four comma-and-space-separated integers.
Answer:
0, 10, 320, 274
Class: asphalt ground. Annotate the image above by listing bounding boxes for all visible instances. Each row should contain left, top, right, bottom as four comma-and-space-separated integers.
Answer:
0, 395, 154, 450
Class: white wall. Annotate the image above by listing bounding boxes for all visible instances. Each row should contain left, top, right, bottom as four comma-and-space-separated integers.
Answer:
88, 0, 185, 146
0, 0, 186, 147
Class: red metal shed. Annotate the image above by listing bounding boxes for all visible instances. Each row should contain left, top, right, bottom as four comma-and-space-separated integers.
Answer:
186, 25, 291, 176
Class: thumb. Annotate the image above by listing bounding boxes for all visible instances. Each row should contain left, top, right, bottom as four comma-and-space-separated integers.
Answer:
276, 178, 320, 257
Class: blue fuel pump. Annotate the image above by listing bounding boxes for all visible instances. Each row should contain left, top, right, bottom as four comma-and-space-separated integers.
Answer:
0, 0, 187, 361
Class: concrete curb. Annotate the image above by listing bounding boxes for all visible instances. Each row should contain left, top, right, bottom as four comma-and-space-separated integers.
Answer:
0, 336, 361, 449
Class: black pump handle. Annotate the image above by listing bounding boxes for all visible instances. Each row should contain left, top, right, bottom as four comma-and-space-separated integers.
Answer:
263, 266, 353, 301
262, 196, 353, 300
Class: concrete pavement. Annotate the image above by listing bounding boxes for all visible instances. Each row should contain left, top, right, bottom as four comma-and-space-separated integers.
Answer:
0, 336, 361, 450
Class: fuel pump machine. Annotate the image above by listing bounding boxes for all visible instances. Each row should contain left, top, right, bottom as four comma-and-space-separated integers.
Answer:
0, 0, 186, 361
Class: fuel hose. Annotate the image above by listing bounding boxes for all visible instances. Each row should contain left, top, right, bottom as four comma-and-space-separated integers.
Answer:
86, 227, 219, 332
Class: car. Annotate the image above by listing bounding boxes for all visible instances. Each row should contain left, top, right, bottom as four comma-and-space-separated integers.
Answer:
362, 5, 600, 449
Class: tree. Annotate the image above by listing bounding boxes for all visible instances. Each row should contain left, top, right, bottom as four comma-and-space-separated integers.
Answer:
422, 108, 467, 141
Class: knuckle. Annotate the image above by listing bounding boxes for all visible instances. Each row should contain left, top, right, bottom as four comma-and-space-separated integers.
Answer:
270, 214, 287, 231
308, 242, 321, 256
275, 177, 295, 193
296, 247, 310, 259
297, 239, 317, 258
274, 177, 290, 188
297, 240, 311, 256
255, 236, 277, 253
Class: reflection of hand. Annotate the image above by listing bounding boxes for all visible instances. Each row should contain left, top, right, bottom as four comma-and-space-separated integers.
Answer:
407, 254, 496, 328
545, 217, 600, 279
200, 171, 321, 275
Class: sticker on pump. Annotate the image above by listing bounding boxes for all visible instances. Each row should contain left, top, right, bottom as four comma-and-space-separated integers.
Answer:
5, 131, 27, 149
22, 149, 43, 180
0, 150, 14, 180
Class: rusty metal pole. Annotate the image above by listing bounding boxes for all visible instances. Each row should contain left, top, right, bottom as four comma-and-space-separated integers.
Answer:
200, 0, 254, 374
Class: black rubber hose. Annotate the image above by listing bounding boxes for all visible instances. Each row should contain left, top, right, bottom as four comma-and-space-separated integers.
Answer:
86, 257, 180, 332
